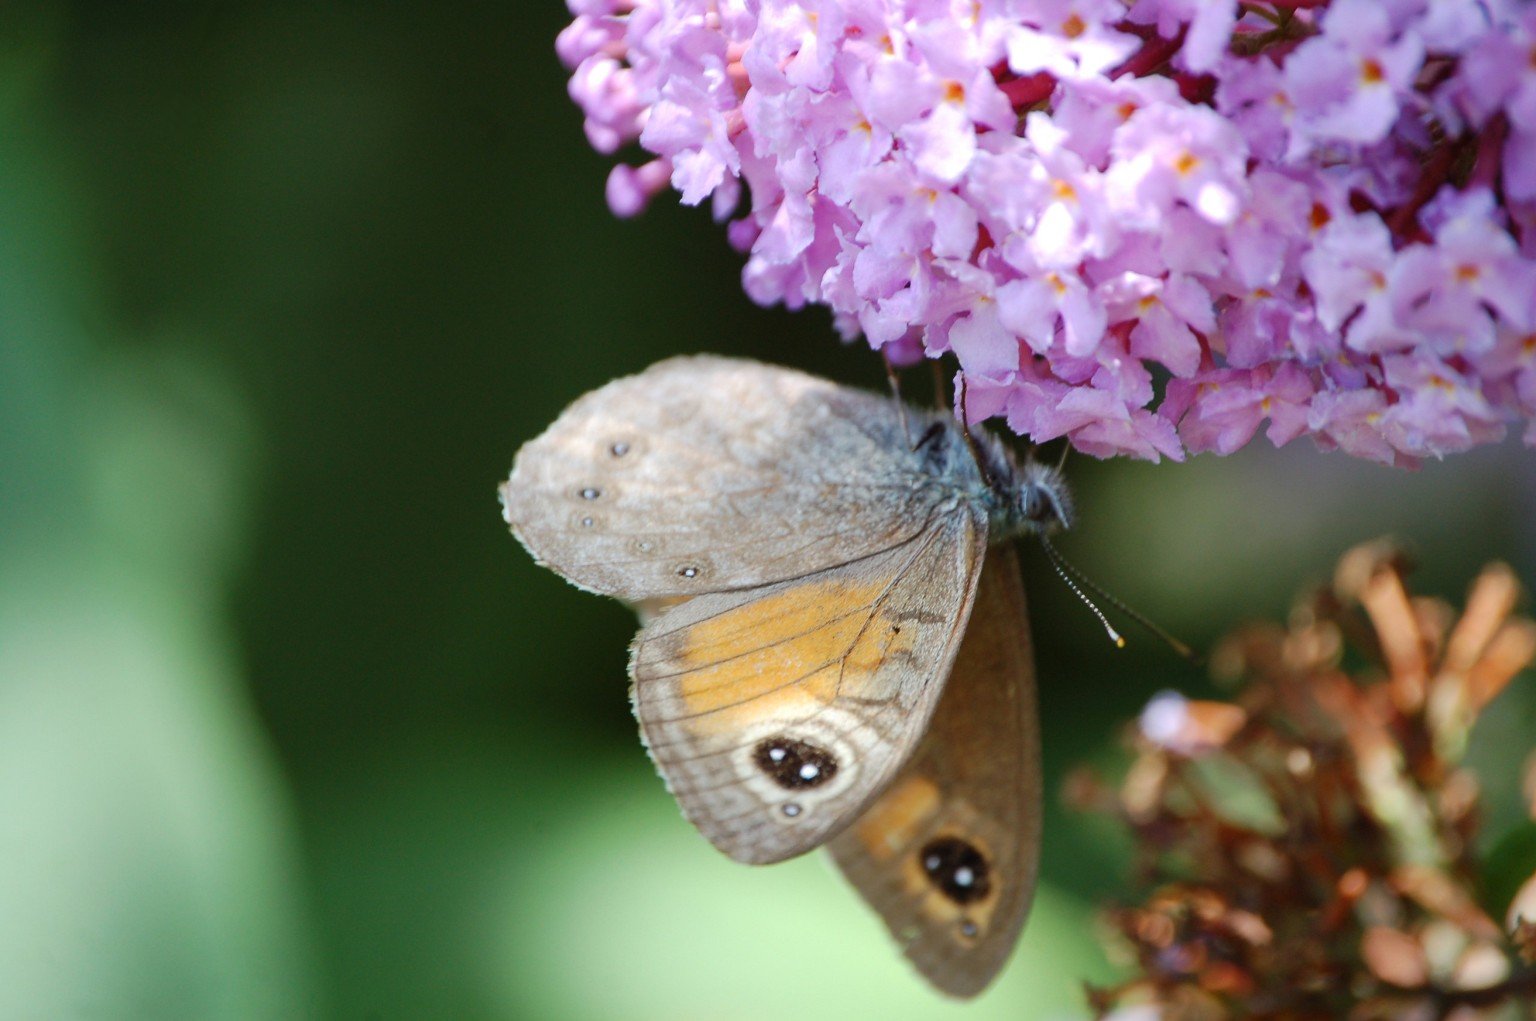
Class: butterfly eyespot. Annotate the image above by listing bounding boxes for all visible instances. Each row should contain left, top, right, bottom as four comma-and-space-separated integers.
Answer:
676, 565, 700, 579
569, 510, 606, 531
959, 920, 980, 940
579, 486, 602, 500
608, 441, 631, 457
919, 836, 992, 905
781, 803, 802, 817
633, 539, 654, 553
753, 736, 839, 790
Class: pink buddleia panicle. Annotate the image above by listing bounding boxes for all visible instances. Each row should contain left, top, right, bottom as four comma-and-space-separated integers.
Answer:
558, 0, 1536, 465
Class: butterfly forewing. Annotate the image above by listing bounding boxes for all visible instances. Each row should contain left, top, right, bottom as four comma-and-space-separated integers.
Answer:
629, 513, 988, 865
501, 356, 966, 602
828, 542, 1041, 998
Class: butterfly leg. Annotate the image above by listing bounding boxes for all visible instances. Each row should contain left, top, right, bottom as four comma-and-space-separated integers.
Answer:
954, 372, 999, 491
1053, 438, 1072, 472
881, 350, 914, 448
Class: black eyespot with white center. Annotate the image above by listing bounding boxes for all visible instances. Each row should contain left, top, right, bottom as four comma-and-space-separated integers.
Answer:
753, 737, 838, 790
919, 836, 991, 905
579, 486, 602, 500
609, 441, 630, 457
677, 565, 699, 579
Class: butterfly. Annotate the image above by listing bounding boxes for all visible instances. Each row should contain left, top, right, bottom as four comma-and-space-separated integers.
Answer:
498, 355, 1071, 997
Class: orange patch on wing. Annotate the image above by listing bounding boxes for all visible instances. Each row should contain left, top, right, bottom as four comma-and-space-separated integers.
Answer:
673, 578, 911, 734
855, 775, 942, 860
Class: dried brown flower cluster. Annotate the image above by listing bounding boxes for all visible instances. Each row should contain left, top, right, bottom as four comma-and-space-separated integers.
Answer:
1076, 541, 1536, 1020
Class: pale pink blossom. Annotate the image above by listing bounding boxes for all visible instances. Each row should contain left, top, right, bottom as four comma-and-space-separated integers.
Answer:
559, 0, 1536, 464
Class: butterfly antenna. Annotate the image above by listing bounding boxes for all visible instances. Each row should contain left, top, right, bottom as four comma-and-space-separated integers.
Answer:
1038, 535, 1124, 648
1038, 533, 1200, 662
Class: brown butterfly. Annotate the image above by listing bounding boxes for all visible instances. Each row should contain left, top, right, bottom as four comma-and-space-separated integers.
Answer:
499, 355, 1069, 997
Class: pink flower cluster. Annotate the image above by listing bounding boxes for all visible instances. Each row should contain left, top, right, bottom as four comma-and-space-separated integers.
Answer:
558, 0, 1536, 463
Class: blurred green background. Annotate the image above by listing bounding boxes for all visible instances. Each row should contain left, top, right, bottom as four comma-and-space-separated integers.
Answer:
2, 5, 1534, 1019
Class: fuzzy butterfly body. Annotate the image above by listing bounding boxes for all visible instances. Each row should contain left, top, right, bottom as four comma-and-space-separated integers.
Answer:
500, 355, 1067, 997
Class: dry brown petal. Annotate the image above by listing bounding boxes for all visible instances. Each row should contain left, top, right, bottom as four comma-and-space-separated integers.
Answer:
1281, 619, 1343, 674
1363, 925, 1431, 988
1140, 697, 1247, 756
1393, 865, 1503, 941
1428, 604, 1534, 763
1419, 918, 1472, 979
1235, 841, 1288, 883
1340, 867, 1372, 899
1450, 940, 1510, 991
1437, 768, 1482, 827
1132, 908, 1177, 950
1465, 619, 1536, 713
1308, 669, 1367, 732
1198, 960, 1253, 996
1319, 868, 1375, 933
1334, 539, 1410, 601
1361, 565, 1431, 712
1413, 596, 1455, 665
1188, 888, 1227, 923
1123, 752, 1171, 821
1442, 563, 1522, 675
1284, 745, 1314, 778
1221, 908, 1272, 947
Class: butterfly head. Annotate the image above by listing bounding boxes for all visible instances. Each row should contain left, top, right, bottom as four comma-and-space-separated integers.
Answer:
1014, 459, 1073, 533
984, 448, 1073, 541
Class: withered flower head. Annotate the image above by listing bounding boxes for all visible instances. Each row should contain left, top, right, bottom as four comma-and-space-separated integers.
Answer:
1082, 541, 1536, 1020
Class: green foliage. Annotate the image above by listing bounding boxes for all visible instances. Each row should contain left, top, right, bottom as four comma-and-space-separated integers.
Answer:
1484, 821, 1536, 924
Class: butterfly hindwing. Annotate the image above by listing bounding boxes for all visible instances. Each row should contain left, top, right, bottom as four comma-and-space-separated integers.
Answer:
828, 541, 1041, 998
629, 513, 988, 865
